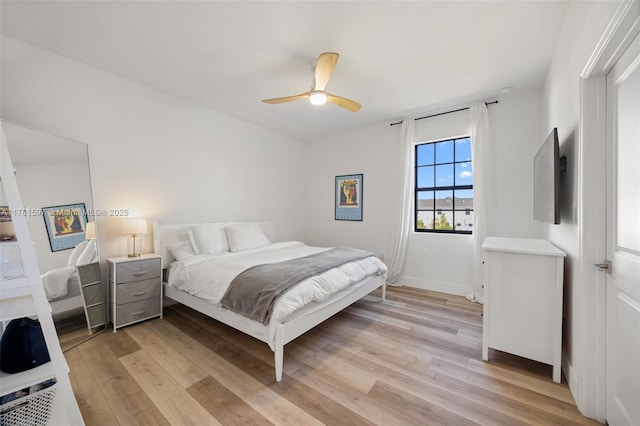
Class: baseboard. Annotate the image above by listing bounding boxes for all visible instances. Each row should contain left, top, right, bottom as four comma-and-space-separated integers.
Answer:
399, 275, 471, 297
562, 349, 581, 407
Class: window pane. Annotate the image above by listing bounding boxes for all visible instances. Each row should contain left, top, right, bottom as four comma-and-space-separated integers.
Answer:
435, 164, 454, 187
417, 211, 434, 230
434, 211, 454, 231
455, 162, 473, 185
435, 140, 454, 163
454, 189, 474, 210
453, 210, 474, 232
417, 166, 434, 188
417, 191, 434, 210
416, 143, 434, 166
455, 137, 472, 162
435, 190, 453, 210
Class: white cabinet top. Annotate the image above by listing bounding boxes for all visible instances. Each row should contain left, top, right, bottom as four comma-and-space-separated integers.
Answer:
107, 253, 162, 264
482, 237, 566, 257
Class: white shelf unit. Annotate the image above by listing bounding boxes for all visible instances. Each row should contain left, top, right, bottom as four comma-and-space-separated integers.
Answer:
481, 236, 566, 383
0, 124, 84, 425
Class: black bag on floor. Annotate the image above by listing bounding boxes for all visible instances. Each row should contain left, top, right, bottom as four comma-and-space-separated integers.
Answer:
0, 318, 51, 373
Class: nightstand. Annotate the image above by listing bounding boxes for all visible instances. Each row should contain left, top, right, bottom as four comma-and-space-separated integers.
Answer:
107, 254, 162, 331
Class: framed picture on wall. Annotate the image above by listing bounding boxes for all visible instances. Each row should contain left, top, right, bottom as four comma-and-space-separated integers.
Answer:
42, 203, 88, 251
335, 174, 363, 221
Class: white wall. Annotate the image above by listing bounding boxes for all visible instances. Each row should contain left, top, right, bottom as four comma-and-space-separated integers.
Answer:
490, 91, 546, 239
541, 0, 622, 416
304, 89, 544, 296
1, 35, 306, 261
303, 122, 400, 258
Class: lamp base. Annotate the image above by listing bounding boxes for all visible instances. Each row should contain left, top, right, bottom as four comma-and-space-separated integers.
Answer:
126, 235, 143, 258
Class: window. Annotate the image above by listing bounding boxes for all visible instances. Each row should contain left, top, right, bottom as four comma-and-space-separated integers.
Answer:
415, 137, 473, 233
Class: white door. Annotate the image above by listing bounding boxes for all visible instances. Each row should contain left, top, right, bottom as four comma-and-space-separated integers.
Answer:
605, 31, 640, 426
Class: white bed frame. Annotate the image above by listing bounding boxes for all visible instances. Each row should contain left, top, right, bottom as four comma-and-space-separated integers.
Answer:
153, 220, 386, 381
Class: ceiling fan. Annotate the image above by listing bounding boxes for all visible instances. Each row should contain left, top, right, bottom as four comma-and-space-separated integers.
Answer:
262, 52, 361, 112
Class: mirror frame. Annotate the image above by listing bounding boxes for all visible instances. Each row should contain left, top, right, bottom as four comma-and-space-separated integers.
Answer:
1, 120, 106, 347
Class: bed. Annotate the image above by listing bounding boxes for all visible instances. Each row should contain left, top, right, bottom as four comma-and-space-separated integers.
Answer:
153, 220, 387, 381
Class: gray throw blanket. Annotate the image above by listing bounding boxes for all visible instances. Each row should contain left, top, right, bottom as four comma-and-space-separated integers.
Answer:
220, 246, 375, 324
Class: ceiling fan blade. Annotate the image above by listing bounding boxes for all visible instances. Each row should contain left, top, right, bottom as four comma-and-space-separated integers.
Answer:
314, 52, 339, 91
262, 92, 310, 104
326, 93, 361, 112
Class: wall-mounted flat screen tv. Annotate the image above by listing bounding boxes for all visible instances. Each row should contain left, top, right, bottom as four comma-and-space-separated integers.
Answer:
533, 127, 560, 224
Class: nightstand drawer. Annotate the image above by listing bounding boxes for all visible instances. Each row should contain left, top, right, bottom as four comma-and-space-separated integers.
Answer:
82, 282, 106, 306
115, 298, 161, 327
115, 258, 161, 283
87, 303, 106, 327
116, 278, 161, 305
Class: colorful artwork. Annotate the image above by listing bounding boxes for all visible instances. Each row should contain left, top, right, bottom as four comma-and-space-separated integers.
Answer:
42, 203, 88, 251
335, 174, 363, 221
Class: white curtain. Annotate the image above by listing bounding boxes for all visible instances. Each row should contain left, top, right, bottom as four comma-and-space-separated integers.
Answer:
387, 119, 415, 284
469, 104, 490, 303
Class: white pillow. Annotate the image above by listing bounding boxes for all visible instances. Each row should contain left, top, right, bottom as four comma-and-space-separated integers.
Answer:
76, 239, 97, 265
225, 223, 270, 252
168, 242, 196, 261
188, 224, 229, 255
67, 240, 90, 266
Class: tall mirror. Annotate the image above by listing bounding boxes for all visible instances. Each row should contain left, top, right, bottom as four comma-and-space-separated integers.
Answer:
0, 120, 106, 350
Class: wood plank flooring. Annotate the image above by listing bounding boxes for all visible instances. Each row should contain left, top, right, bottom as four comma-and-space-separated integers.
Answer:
63, 287, 601, 425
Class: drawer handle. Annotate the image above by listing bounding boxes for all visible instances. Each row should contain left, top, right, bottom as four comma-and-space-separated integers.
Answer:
132, 292, 146, 296
132, 271, 148, 276
130, 310, 146, 316
1, 401, 29, 415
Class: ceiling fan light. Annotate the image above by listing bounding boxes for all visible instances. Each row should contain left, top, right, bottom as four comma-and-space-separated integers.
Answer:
309, 91, 327, 106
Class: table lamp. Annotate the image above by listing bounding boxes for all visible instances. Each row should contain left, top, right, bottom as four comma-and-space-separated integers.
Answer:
121, 218, 147, 257
85, 221, 96, 240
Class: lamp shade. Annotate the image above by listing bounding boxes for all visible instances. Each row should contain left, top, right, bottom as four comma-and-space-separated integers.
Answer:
85, 221, 96, 239
121, 218, 147, 235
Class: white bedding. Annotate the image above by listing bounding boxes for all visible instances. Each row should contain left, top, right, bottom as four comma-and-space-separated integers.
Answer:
167, 241, 388, 347
41, 265, 77, 300
41, 239, 97, 301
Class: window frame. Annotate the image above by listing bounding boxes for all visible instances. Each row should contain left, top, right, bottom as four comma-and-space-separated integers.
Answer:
414, 136, 473, 234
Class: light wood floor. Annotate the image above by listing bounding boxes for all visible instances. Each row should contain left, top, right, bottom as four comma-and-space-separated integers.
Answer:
63, 286, 600, 425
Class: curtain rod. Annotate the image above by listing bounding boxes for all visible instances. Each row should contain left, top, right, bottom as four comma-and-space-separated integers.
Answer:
389, 100, 498, 127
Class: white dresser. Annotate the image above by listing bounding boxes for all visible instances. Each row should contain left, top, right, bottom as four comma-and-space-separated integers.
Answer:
481, 237, 566, 382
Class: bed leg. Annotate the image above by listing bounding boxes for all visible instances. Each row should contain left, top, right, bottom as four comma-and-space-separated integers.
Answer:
381, 283, 386, 302
274, 328, 284, 382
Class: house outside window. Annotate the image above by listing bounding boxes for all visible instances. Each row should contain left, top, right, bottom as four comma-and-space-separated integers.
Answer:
415, 137, 473, 234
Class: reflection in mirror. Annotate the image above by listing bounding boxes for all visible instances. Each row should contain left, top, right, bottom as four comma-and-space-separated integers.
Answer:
76, 262, 106, 331
1, 121, 106, 350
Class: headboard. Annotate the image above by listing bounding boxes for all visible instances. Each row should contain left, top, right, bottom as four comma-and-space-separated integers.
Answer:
153, 220, 277, 267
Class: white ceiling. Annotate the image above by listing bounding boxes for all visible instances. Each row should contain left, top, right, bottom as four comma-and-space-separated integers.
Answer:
0, 1, 569, 142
